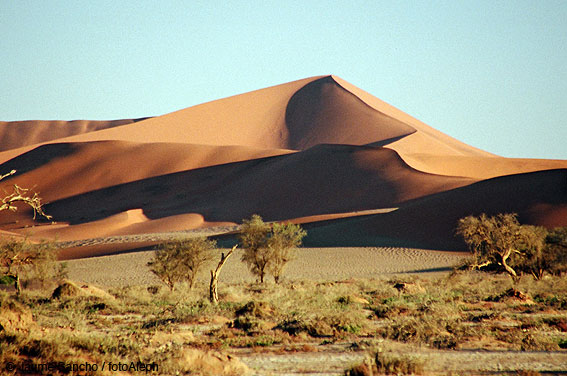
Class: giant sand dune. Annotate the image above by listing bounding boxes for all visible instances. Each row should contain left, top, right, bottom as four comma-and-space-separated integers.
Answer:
0, 75, 565, 257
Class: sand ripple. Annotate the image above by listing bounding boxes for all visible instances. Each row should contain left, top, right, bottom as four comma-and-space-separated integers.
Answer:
64, 247, 468, 288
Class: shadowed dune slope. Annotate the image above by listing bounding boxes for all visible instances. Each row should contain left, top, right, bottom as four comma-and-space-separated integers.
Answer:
29, 145, 473, 230
0, 141, 292, 205
284, 76, 415, 149
303, 169, 567, 250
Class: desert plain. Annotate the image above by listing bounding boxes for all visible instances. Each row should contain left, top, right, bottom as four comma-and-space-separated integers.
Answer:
1, 76, 567, 375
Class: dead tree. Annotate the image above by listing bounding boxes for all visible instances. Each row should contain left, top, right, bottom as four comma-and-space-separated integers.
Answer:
209, 245, 237, 303
0, 170, 51, 220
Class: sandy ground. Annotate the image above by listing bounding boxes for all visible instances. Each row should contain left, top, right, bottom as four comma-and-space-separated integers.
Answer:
64, 247, 468, 288
234, 341, 567, 376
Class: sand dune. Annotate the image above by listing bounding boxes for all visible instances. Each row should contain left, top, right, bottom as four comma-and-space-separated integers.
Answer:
0, 141, 291, 204
27, 145, 473, 229
400, 153, 567, 179
0, 76, 497, 162
0, 118, 150, 152
304, 169, 567, 250
0, 76, 321, 158
29, 209, 150, 241
30, 210, 237, 242
0, 75, 565, 259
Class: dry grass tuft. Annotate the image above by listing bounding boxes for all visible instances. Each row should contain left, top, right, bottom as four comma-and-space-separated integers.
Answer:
345, 350, 424, 375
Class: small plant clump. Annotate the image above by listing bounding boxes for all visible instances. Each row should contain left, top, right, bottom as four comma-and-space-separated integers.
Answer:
345, 351, 424, 375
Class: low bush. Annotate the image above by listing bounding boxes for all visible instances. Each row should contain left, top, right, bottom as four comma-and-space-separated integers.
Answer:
345, 351, 424, 375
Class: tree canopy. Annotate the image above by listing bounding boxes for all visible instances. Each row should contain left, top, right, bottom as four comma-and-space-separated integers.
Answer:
239, 215, 306, 283
457, 213, 567, 280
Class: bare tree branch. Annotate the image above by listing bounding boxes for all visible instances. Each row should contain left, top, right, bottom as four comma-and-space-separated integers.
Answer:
0, 170, 51, 220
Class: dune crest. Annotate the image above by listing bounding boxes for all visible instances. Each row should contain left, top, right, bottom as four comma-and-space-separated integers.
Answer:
284, 76, 416, 149
29, 209, 149, 241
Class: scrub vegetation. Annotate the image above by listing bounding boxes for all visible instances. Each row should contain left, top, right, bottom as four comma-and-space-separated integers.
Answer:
1, 269, 567, 375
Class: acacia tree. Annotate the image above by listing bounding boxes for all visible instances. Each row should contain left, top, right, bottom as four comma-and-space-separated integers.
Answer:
239, 215, 306, 284
0, 238, 56, 295
456, 213, 547, 280
239, 215, 271, 283
514, 225, 551, 280
541, 227, 567, 276
267, 222, 306, 283
148, 237, 215, 290
0, 170, 55, 295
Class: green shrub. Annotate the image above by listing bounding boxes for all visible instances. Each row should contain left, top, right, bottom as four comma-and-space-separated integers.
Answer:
148, 237, 215, 290
239, 215, 305, 283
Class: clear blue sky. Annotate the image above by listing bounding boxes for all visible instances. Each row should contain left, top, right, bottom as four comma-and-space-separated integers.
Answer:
1, 1, 566, 159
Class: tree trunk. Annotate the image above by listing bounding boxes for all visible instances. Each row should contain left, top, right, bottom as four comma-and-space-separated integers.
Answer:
14, 274, 21, 296
209, 270, 217, 303
209, 245, 237, 304
501, 248, 518, 281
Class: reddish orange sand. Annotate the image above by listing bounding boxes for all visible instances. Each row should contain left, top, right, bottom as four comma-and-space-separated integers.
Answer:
0, 75, 565, 258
